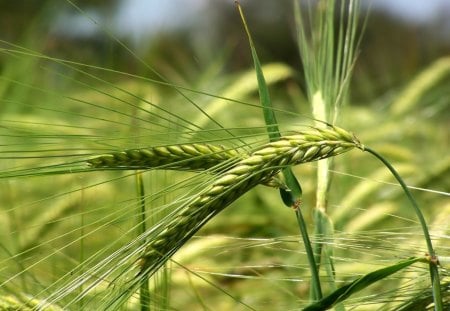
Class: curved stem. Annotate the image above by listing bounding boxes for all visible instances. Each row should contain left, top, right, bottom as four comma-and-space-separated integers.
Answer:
364, 147, 442, 310
364, 147, 433, 254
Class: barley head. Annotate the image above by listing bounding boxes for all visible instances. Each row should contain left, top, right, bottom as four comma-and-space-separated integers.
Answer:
87, 143, 241, 171
138, 126, 361, 276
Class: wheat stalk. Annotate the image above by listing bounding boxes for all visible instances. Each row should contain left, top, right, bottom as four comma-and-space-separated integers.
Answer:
138, 126, 363, 276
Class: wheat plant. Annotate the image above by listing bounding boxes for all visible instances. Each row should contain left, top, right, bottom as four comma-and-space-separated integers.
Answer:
0, 1, 448, 310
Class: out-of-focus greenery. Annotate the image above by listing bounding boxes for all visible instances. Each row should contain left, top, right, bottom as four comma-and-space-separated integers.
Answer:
0, 1, 449, 310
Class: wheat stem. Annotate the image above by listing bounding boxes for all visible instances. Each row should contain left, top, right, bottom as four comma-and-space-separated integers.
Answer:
135, 172, 150, 311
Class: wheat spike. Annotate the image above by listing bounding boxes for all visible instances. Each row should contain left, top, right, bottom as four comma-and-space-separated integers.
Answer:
139, 126, 362, 276
86, 141, 287, 188
87, 143, 241, 171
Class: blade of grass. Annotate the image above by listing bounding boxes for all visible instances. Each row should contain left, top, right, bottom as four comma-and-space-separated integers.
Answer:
303, 257, 427, 310
236, 1, 322, 301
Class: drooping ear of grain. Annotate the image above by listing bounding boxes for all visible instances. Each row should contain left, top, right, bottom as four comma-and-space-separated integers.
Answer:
138, 126, 362, 278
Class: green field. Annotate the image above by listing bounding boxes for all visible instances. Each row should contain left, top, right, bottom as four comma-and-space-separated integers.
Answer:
0, 1, 449, 310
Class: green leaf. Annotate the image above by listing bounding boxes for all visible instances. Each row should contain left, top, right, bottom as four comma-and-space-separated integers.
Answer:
237, 3, 322, 304
236, 2, 279, 142
303, 257, 426, 311
236, 1, 303, 199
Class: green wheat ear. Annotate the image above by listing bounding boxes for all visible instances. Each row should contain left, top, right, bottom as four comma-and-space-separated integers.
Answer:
87, 143, 241, 171
137, 125, 362, 278
86, 141, 288, 188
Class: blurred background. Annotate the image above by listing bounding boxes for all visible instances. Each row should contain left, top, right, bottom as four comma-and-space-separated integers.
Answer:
1, 0, 450, 103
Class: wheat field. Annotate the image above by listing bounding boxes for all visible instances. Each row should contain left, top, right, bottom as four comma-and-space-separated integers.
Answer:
0, 1, 449, 310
